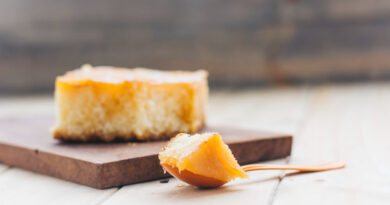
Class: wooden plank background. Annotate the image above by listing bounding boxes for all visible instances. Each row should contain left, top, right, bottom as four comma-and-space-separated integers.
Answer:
1, 0, 390, 93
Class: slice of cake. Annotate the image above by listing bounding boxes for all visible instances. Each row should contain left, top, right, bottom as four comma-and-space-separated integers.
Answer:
52, 65, 208, 142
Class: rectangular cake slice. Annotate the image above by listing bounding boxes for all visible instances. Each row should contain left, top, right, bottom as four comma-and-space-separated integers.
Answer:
53, 65, 208, 142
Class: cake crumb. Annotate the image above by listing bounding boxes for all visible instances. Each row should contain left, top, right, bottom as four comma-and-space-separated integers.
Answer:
176, 183, 186, 187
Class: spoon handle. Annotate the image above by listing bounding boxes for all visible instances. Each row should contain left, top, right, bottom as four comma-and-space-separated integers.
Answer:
242, 160, 345, 172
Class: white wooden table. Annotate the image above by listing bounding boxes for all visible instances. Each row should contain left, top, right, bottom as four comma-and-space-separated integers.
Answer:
1, 83, 389, 205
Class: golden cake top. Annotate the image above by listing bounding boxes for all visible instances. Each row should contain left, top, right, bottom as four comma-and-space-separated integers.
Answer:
57, 64, 208, 84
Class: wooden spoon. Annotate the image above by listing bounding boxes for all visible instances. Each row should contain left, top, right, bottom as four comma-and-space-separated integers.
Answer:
161, 160, 346, 188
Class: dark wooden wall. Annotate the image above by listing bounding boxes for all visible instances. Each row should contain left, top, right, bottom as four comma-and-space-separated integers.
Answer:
1, 0, 390, 93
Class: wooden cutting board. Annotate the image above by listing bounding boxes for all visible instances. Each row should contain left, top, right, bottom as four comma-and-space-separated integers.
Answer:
0, 117, 292, 189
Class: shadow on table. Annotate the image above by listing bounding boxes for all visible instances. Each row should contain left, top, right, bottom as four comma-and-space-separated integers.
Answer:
161, 170, 323, 200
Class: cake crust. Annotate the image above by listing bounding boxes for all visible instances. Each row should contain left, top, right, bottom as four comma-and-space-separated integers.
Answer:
53, 65, 208, 142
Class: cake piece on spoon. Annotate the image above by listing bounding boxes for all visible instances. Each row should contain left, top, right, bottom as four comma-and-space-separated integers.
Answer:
159, 132, 248, 188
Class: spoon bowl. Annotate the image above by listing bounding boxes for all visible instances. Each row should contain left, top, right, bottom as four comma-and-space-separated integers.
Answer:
161, 163, 227, 188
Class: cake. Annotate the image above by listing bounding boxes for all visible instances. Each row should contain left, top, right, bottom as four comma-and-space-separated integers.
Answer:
159, 132, 248, 188
52, 65, 208, 142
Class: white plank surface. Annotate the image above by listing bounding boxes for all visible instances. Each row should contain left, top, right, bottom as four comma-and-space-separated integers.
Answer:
208, 87, 311, 134
0, 96, 118, 205
102, 87, 310, 205
366, 84, 390, 180
273, 84, 390, 205
2, 84, 390, 204
0, 95, 53, 118
0, 163, 9, 174
102, 159, 286, 205
0, 88, 310, 205
0, 168, 118, 205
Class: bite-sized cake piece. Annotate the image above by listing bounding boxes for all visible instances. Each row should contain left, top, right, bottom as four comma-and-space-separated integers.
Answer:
159, 133, 248, 188
53, 65, 208, 142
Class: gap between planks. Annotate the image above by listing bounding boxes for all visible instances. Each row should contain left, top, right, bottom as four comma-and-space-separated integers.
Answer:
267, 86, 314, 205
272, 83, 390, 205
100, 87, 312, 205
0, 87, 312, 205
93, 187, 121, 205
266, 157, 290, 205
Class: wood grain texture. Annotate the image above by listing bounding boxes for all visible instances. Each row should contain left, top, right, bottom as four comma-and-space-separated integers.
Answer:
102, 159, 288, 205
101, 87, 311, 204
0, 98, 118, 205
2, 1, 390, 93
272, 84, 390, 205
0, 168, 117, 205
367, 84, 390, 179
5, 84, 390, 204
0, 117, 292, 189
0, 88, 311, 204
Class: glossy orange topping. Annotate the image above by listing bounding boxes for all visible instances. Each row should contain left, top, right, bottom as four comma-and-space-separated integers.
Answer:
159, 133, 248, 187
